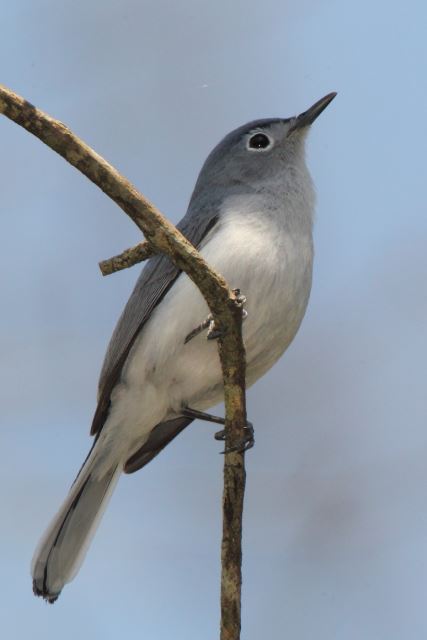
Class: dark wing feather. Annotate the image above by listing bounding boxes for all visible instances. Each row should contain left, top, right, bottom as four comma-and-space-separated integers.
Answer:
123, 416, 193, 474
90, 210, 219, 436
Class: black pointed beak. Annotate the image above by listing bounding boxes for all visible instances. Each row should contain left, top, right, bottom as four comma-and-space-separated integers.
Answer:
289, 92, 337, 132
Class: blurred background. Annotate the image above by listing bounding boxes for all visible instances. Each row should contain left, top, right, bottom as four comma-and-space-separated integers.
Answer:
1, 1, 426, 638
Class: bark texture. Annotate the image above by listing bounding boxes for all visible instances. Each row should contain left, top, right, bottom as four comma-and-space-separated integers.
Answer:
99, 240, 155, 275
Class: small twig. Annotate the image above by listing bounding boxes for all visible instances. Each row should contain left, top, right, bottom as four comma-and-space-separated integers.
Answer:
0, 83, 248, 639
99, 240, 155, 275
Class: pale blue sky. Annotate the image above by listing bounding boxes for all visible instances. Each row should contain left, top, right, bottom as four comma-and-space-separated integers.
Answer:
1, 1, 427, 638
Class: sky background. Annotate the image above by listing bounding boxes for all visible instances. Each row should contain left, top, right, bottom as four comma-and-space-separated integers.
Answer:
1, 1, 426, 638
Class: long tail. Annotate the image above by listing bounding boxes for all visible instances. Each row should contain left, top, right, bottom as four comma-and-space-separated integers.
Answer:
31, 448, 121, 603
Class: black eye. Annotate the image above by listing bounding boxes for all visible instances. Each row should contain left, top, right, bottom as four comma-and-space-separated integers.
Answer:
247, 132, 272, 150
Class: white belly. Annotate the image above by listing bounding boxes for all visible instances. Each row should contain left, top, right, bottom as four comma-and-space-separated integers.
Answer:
101, 213, 313, 460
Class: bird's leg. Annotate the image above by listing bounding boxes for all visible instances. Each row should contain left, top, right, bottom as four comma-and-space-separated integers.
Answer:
184, 289, 247, 344
182, 407, 226, 425
184, 315, 215, 344
182, 406, 255, 453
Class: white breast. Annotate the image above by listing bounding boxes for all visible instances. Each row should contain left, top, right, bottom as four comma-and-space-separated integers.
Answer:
101, 202, 313, 459
199, 205, 314, 385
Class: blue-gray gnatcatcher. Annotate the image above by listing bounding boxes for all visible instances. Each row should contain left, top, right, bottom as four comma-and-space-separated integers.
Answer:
32, 92, 336, 602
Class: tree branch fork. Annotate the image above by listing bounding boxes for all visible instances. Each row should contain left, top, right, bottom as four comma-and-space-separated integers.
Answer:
0, 84, 247, 640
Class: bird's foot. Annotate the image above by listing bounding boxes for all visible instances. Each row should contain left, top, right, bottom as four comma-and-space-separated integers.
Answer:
215, 421, 255, 454
184, 314, 216, 343
184, 289, 247, 344
232, 288, 247, 309
182, 407, 254, 453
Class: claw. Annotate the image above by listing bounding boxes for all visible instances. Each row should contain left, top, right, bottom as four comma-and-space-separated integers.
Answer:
182, 408, 254, 454
184, 288, 247, 344
219, 422, 255, 454
233, 288, 246, 307
206, 321, 226, 340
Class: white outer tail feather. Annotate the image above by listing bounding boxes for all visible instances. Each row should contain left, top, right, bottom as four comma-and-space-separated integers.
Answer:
31, 452, 122, 602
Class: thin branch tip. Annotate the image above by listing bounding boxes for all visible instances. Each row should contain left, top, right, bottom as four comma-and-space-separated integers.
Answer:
99, 240, 155, 276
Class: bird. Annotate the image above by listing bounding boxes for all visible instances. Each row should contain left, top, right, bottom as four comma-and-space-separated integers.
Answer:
32, 92, 336, 602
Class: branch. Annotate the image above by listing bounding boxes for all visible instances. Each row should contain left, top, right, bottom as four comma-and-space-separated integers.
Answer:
99, 240, 155, 275
0, 84, 247, 639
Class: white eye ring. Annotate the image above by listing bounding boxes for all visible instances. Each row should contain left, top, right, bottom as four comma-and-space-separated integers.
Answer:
246, 131, 274, 152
